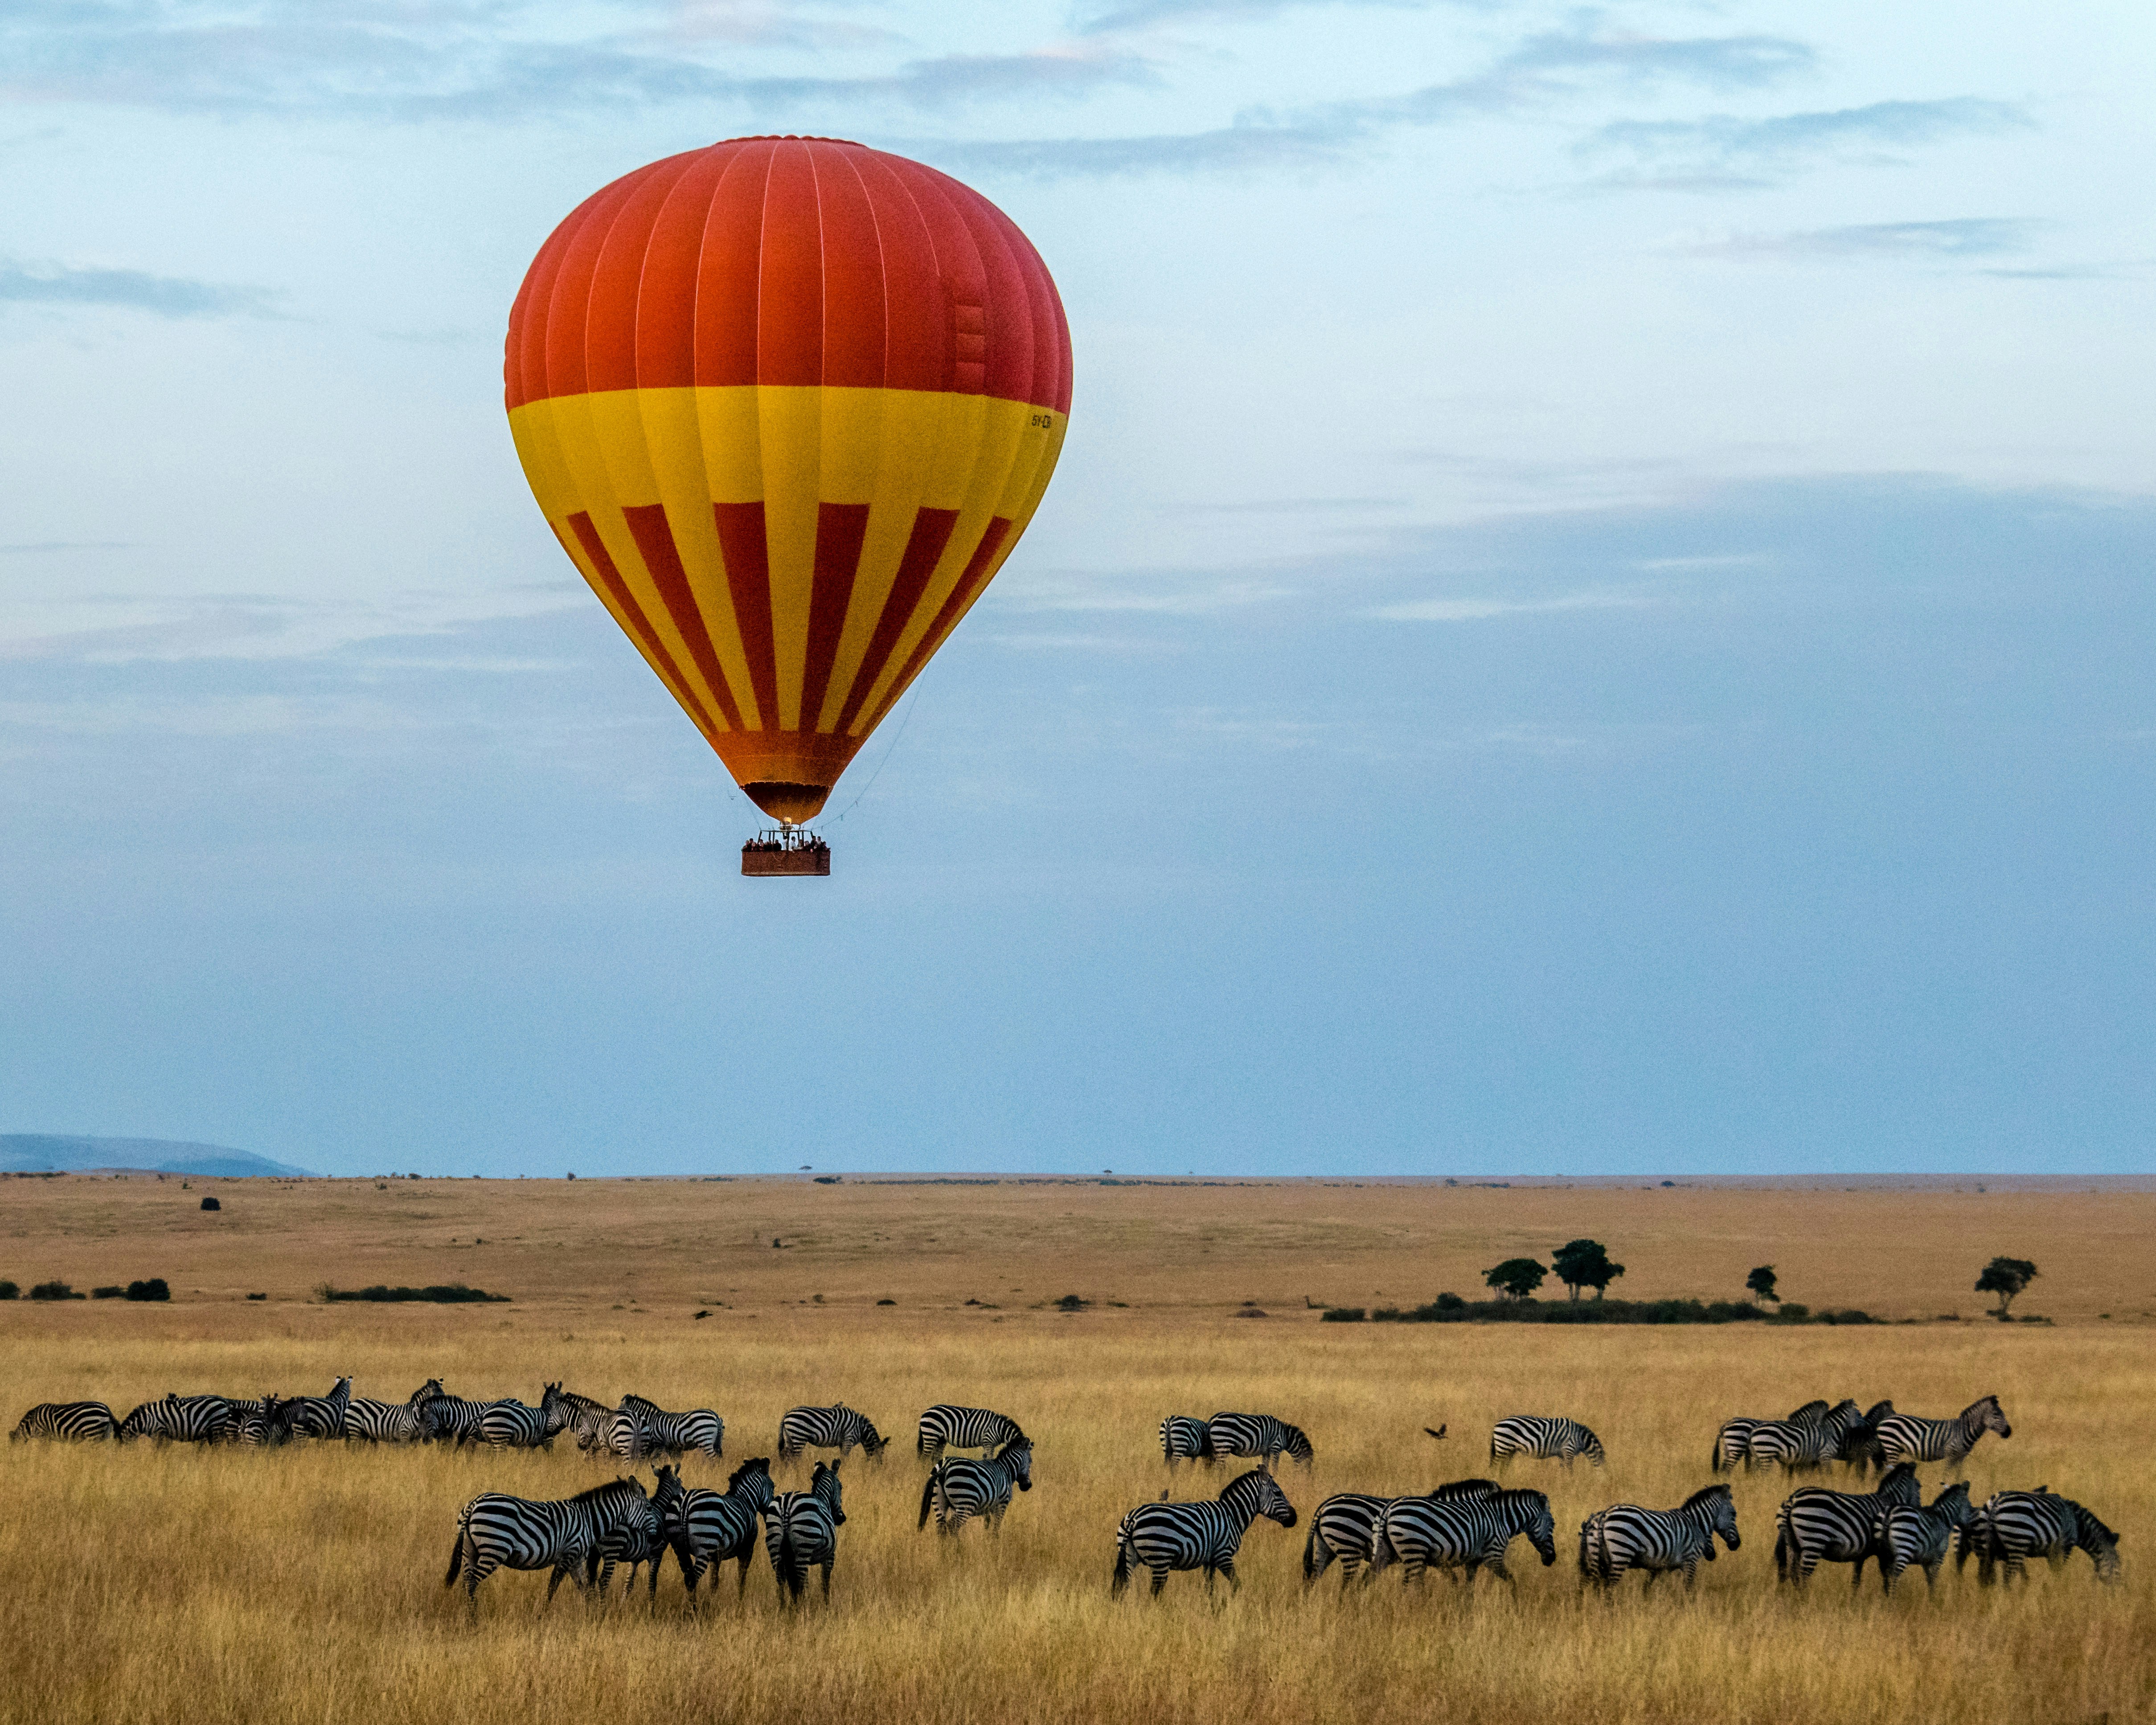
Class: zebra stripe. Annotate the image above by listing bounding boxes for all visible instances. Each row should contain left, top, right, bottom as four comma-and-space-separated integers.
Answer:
1492, 1416, 1606, 1469
1874, 1396, 2011, 1468
763, 1460, 848, 1602
591, 1487, 667, 1601
117, 1394, 230, 1444
220, 1396, 291, 1446
1773, 1461, 1920, 1585
1711, 1400, 1828, 1472
1963, 1490, 2120, 1586
281, 1376, 353, 1441
1373, 1484, 1556, 1585
1745, 1400, 1863, 1473
344, 1398, 426, 1443
778, 1404, 888, 1464
1303, 1493, 1395, 1588
918, 1404, 1024, 1461
1206, 1412, 1313, 1472
478, 1384, 568, 1451
577, 1405, 648, 1461
918, 1437, 1033, 1536
1837, 1400, 1898, 1472
656, 1458, 775, 1596
1158, 1416, 1213, 1470
11, 1401, 117, 1442
1112, 1468, 1297, 1598
1871, 1480, 1972, 1594
619, 1394, 723, 1458
443, 1477, 653, 1607
1578, 1484, 1739, 1591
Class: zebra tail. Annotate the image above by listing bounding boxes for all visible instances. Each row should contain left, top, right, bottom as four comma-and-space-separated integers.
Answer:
1301, 1521, 1321, 1581
1596, 1511, 1615, 1586
1112, 1531, 1132, 1597
778, 1525, 803, 1602
918, 1470, 938, 1532
1710, 1433, 1723, 1474
443, 1522, 466, 1588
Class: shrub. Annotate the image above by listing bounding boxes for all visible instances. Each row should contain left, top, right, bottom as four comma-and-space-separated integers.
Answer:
0, 1280, 16, 1300
1320, 1307, 1367, 1322
127, 1279, 171, 1302
319, 1283, 509, 1304
1776, 1302, 1810, 1320
91, 1286, 125, 1299
1435, 1292, 1467, 1311
29, 1281, 84, 1301
246, 1292, 267, 1302
200, 1197, 221, 1212
1056, 1294, 1089, 1310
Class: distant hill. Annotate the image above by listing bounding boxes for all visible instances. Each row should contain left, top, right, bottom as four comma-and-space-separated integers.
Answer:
0, 1135, 315, 1178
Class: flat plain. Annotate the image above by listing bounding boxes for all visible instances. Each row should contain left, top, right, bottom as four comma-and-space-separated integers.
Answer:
2, 1174, 2150, 1725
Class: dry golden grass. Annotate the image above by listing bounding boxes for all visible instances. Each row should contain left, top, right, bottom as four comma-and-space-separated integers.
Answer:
1, 1175, 2151, 1725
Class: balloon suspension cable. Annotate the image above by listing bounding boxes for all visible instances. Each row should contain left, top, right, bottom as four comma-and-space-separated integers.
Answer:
828, 683, 923, 826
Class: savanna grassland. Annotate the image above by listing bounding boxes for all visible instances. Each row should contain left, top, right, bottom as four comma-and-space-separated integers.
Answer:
2, 1175, 2151, 1725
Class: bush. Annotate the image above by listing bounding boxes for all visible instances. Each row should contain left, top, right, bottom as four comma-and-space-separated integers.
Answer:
0, 1280, 16, 1300
127, 1279, 171, 1302
1435, 1292, 1467, 1311
1319, 1295, 1875, 1327
29, 1281, 84, 1301
200, 1196, 221, 1212
1777, 1302, 1810, 1320
1320, 1307, 1367, 1322
246, 1292, 267, 1302
319, 1283, 509, 1304
91, 1286, 125, 1299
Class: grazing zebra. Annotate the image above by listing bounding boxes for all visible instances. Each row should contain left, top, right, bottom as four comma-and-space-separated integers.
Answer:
117, 1394, 230, 1445
1773, 1461, 1920, 1585
1304, 1480, 1501, 1589
1491, 1415, 1606, 1469
344, 1397, 426, 1443
1874, 1396, 2011, 1469
282, 1376, 354, 1442
1206, 1412, 1314, 1472
1962, 1490, 2121, 1586
656, 1458, 775, 1597
778, 1404, 889, 1464
1112, 1468, 1298, 1598
1745, 1400, 1863, 1472
1373, 1484, 1556, 1585
479, 1384, 568, 1450
1159, 1416, 1214, 1470
619, 1394, 723, 1459
1578, 1485, 1740, 1591
443, 1477, 653, 1608
762, 1459, 848, 1602
1871, 1480, 1972, 1594
918, 1436, 1033, 1536
12, 1401, 118, 1442
1712, 1400, 1827, 1472
918, 1403, 1024, 1461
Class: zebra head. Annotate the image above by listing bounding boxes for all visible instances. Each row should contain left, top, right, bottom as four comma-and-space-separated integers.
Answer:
727, 1458, 776, 1509
1225, 1467, 1297, 1529
2071, 1503, 2121, 1581
1974, 1395, 2012, 1440
1930, 1481, 1973, 1526
1505, 1488, 1558, 1565
998, 1436, 1034, 1492
538, 1383, 569, 1436
115, 1403, 153, 1442
1685, 1483, 1739, 1551
812, 1459, 847, 1526
858, 1419, 890, 1460
1878, 1462, 1921, 1506
1573, 1426, 1607, 1467
1282, 1424, 1316, 1469
651, 1464, 686, 1531
407, 1378, 444, 1407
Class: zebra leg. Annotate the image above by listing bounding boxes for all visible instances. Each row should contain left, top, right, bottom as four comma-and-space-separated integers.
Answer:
820, 1557, 833, 1602
1150, 1564, 1169, 1598
1850, 1551, 1869, 1590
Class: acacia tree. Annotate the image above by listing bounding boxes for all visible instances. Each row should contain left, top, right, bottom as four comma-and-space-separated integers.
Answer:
1976, 1257, 2038, 1316
1550, 1238, 1625, 1302
1484, 1258, 1547, 1302
1746, 1265, 1779, 1306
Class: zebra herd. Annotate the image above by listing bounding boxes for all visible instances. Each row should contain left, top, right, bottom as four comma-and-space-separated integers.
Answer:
12, 1379, 2123, 1609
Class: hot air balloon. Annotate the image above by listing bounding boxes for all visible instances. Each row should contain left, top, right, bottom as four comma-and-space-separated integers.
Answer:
504, 137, 1072, 875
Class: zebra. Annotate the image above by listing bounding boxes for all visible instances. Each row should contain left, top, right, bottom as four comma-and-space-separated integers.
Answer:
281, 1376, 354, 1442
762, 1459, 848, 1603
1206, 1412, 1313, 1472
1303, 1480, 1501, 1589
479, 1384, 571, 1451
222, 1395, 291, 1446
591, 1483, 667, 1602
117, 1393, 230, 1444
778, 1404, 889, 1465
656, 1458, 775, 1597
1838, 1401, 1897, 1472
1871, 1479, 1972, 1594
1773, 1461, 1920, 1585
1578, 1484, 1740, 1592
619, 1394, 723, 1458
578, 1404, 648, 1462
1712, 1400, 1827, 1472
918, 1404, 1024, 1461
1491, 1415, 1605, 1469
418, 1393, 491, 1446
1962, 1490, 2120, 1586
1745, 1400, 1863, 1472
1112, 1467, 1297, 1598
918, 1436, 1033, 1536
443, 1476, 653, 1608
1372, 1484, 1556, 1585
1159, 1415, 1214, 1470
1874, 1396, 2011, 1469
344, 1397, 427, 1443
11, 1401, 117, 1442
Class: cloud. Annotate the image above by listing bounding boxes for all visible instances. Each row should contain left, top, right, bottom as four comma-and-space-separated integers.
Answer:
0, 259, 285, 319
1366, 591, 1658, 622
1580, 97, 2030, 189
1076, 0, 1435, 31
1692, 217, 2046, 261
938, 23, 1813, 179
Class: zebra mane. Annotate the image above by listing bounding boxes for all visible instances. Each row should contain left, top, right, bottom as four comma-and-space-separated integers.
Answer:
1681, 1484, 1733, 1513
1788, 1399, 1829, 1421
1879, 1462, 1918, 1488
1495, 1487, 1549, 1511
1429, 1478, 1500, 1500
563, 1477, 646, 1505
2072, 1502, 2119, 1546
725, 1457, 772, 1494
1860, 1399, 1894, 1423
1965, 1393, 2004, 1418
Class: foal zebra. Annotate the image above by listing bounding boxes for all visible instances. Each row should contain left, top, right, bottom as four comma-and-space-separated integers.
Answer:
1112, 1468, 1298, 1598
656, 1458, 775, 1597
1871, 1480, 1972, 1594
281, 1376, 353, 1441
1773, 1462, 1920, 1585
918, 1436, 1033, 1537
918, 1404, 1024, 1461
619, 1394, 723, 1458
1159, 1416, 1214, 1470
12, 1401, 117, 1442
1373, 1485, 1557, 1585
763, 1459, 848, 1602
1578, 1485, 1739, 1591
118, 1394, 230, 1444
778, 1404, 889, 1464
443, 1477, 653, 1608
1491, 1415, 1605, 1469
1206, 1412, 1313, 1472
1962, 1490, 2121, 1585
1874, 1396, 2011, 1469
1304, 1479, 1500, 1590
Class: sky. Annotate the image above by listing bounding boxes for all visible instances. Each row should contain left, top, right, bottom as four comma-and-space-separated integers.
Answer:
2, 0, 2152, 1177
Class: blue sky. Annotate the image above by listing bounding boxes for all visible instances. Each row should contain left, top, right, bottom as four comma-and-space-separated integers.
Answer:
3, 0, 2152, 1176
